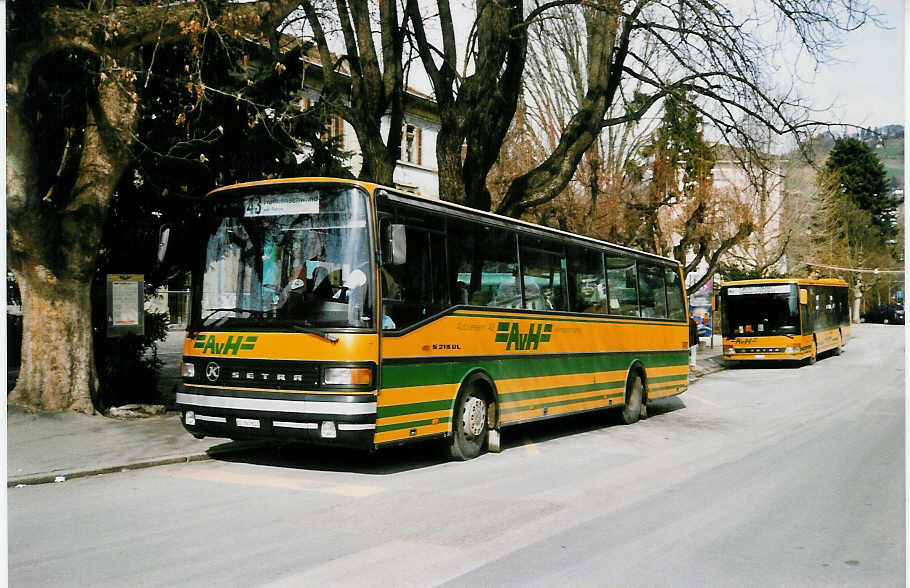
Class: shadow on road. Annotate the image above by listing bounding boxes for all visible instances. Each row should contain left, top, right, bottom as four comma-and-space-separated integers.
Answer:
205, 399, 690, 473
207, 439, 450, 475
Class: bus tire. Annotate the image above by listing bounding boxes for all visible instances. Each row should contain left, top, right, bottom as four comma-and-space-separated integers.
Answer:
620, 373, 644, 425
449, 381, 488, 460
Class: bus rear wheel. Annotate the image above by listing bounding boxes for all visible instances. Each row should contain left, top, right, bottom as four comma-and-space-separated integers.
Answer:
620, 374, 644, 425
449, 383, 488, 460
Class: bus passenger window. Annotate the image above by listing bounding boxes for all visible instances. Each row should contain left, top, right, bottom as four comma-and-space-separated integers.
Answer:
605, 253, 639, 316
449, 224, 518, 309
637, 262, 668, 318
519, 237, 566, 311
567, 246, 606, 314
664, 266, 686, 320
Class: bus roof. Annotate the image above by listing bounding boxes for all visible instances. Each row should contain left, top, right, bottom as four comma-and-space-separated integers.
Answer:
720, 278, 849, 288
206, 177, 682, 267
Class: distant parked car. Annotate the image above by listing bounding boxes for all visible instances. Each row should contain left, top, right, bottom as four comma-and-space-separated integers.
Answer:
862, 304, 905, 325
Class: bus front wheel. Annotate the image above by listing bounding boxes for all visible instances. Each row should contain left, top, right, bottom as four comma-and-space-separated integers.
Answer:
450, 383, 488, 460
620, 374, 644, 425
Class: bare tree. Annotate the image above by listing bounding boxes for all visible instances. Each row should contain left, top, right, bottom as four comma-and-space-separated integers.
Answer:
404, 0, 879, 220
292, 0, 408, 184
7, 1, 301, 413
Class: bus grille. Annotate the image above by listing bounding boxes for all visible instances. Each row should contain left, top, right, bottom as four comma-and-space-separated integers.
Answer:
735, 347, 787, 354
185, 357, 320, 389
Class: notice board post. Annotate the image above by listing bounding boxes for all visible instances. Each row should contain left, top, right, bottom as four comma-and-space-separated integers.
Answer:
107, 274, 144, 337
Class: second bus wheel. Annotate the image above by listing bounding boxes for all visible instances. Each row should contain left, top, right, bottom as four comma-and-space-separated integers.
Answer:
620, 373, 644, 425
450, 383, 488, 460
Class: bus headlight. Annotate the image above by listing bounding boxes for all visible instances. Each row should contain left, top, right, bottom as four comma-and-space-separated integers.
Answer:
785, 347, 798, 354
323, 367, 372, 386
182, 362, 195, 378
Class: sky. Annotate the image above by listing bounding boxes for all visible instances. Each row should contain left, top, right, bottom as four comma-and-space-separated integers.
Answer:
780, 0, 905, 130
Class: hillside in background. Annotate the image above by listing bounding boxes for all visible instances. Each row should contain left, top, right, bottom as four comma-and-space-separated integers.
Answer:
787, 125, 904, 191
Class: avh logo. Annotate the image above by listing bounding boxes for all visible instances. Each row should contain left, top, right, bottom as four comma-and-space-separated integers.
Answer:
495, 322, 553, 351
193, 335, 258, 355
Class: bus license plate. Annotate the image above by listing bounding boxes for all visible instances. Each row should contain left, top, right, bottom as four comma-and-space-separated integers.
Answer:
754, 354, 765, 359
236, 418, 260, 428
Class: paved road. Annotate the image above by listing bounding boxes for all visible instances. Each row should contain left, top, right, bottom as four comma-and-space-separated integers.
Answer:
9, 324, 904, 586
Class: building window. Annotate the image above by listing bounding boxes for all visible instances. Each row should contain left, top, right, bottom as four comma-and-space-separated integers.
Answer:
327, 115, 345, 148
402, 124, 422, 165
301, 98, 345, 148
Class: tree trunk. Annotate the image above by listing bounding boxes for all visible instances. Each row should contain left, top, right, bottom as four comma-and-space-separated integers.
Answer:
7, 56, 137, 414
8, 272, 98, 413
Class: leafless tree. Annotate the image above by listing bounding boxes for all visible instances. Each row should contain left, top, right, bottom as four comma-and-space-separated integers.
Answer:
404, 0, 879, 220
7, 1, 301, 413
290, 0, 408, 184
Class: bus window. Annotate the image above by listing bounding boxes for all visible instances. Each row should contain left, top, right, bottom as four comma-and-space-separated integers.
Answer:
664, 265, 686, 320
566, 245, 606, 314
519, 237, 566, 311
638, 261, 668, 318
605, 252, 638, 316
380, 208, 447, 329
449, 222, 519, 308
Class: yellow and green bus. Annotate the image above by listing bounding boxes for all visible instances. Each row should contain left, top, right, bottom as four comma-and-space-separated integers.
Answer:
719, 278, 850, 365
177, 178, 690, 459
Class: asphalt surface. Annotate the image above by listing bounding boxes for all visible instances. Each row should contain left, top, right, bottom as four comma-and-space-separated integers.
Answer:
7, 324, 904, 587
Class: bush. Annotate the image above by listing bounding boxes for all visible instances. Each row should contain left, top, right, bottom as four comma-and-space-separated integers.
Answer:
95, 310, 170, 409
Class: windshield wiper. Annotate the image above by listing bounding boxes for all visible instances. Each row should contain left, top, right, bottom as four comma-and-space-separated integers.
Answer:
188, 307, 265, 337
289, 324, 339, 343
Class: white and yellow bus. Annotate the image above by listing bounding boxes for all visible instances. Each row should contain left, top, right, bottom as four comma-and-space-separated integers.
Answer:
177, 178, 690, 459
719, 278, 850, 365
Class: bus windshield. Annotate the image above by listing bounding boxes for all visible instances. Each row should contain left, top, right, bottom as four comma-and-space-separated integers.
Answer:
722, 284, 799, 337
197, 186, 373, 330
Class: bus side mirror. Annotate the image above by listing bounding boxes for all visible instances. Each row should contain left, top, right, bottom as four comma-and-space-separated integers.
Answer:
799, 289, 808, 305
389, 224, 407, 265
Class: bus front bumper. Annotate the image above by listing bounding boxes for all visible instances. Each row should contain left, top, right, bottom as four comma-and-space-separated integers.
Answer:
723, 348, 810, 361
176, 386, 376, 448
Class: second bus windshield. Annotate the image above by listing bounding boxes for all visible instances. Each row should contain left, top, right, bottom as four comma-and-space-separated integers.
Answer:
723, 284, 799, 337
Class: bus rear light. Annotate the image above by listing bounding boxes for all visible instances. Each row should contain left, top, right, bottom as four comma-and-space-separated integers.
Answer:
184, 411, 196, 425
323, 367, 372, 386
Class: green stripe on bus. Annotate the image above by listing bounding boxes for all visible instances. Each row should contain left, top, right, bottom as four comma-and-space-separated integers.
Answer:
381, 351, 688, 389
501, 392, 624, 414
377, 398, 453, 418
500, 380, 625, 402
375, 417, 452, 434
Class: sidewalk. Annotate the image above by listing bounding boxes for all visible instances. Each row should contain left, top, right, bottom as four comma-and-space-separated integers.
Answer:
7, 406, 231, 486
7, 331, 727, 486
7, 329, 239, 487
691, 335, 725, 379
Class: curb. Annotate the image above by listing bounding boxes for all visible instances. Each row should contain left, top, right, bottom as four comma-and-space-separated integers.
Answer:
691, 357, 727, 380
8, 453, 213, 488
7, 440, 276, 488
